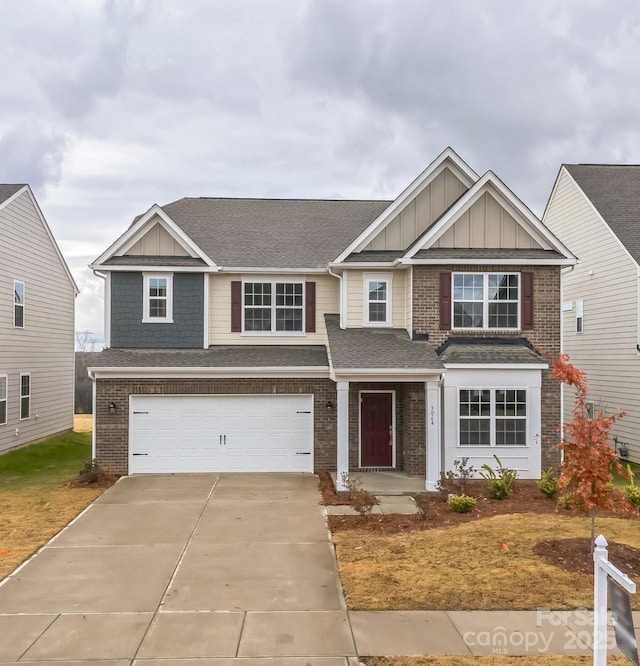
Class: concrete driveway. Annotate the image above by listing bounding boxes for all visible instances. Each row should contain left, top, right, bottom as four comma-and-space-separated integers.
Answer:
0, 474, 358, 665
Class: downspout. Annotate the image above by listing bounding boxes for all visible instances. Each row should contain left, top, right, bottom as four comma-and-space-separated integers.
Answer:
92, 269, 108, 348
327, 266, 344, 329
88, 369, 96, 460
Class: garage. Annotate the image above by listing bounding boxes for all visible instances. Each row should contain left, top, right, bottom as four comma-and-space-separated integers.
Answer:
129, 394, 314, 474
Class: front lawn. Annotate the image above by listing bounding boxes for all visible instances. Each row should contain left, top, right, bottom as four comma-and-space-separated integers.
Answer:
332, 512, 640, 611
0, 420, 109, 580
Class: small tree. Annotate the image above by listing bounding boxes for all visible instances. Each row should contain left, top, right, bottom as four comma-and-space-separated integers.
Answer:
552, 354, 626, 547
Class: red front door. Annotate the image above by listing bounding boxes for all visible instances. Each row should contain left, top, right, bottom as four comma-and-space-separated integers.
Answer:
360, 392, 393, 467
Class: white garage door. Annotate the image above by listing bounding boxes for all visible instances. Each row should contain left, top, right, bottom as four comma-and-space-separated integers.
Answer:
129, 394, 314, 474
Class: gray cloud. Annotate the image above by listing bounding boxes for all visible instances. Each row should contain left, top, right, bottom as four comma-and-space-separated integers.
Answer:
0, 0, 639, 337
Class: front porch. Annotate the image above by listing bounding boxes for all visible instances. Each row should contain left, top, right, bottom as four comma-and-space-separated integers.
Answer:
329, 470, 426, 496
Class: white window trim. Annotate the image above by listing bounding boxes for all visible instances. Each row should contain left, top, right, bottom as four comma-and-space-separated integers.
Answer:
241, 278, 306, 337
363, 272, 393, 327
576, 299, 584, 334
142, 273, 174, 323
13, 280, 25, 328
452, 272, 520, 331
457, 387, 528, 448
19, 373, 30, 421
0, 375, 7, 425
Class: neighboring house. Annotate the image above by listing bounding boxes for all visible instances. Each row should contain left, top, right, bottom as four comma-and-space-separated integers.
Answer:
543, 164, 640, 462
88, 149, 575, 489
0, 185, 78, 453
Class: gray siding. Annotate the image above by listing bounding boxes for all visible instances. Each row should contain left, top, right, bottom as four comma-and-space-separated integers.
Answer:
0, 189, 76, 453
543, 168, 640, 461
111, 272, 204, 348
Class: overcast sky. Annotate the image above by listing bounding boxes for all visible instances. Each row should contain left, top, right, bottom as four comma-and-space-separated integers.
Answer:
2, 0, 639, 345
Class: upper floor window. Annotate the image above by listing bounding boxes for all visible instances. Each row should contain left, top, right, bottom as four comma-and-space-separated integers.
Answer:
0, 375, 6, 425
453, 272, 519, 329
142, 273, 173, 323
20, 373, 30, 420
14, 280, 25, 328
363, 274, 393, 326
244, 281, 304, 333
459, 388, 527, 447
576, 299, 584, 334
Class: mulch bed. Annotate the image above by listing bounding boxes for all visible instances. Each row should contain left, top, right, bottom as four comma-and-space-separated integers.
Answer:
320, 473, 640, 574
534, 537, 640, 575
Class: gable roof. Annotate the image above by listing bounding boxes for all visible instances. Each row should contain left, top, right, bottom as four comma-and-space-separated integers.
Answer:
0, 184, 79, 294
0, 184, 25, 205
564, 164, 640, 263
404, 171, 576, 263
333, 148, 478, 263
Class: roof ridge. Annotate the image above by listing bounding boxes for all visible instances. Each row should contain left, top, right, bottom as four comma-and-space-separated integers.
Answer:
164, 196, 394, 204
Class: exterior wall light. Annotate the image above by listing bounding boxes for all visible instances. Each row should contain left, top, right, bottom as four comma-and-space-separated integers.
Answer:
325, 400, 334, 409
108, 402, 117, 413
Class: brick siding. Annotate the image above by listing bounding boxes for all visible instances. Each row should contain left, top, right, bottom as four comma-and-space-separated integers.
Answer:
95, 378, 336, 474
412, 264, 562, 469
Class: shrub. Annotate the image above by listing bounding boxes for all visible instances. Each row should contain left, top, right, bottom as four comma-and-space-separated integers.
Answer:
479, 455, 517, 499
558, 493, 574, 510
78, 459, 104, 484
624, 465, 640, 508
442, 457, 476, 495
536, 468, 559, 498
339, 472, 378, 516
447, 494, 477, 513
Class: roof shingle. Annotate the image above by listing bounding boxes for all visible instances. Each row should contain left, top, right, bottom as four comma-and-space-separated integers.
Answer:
325, 314, 443, 371
160, 198, 392, 268
565, 164, 640, 263
88, 346, 328, 369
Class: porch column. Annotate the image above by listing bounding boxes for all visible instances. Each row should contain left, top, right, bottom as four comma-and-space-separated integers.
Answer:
425, 380, 441, 491
336, 380, 349, 491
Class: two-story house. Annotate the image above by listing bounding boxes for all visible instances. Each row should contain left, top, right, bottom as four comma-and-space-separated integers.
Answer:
0, 185, 78, 453
543, 164, 640, 462
88, 149, 575, 489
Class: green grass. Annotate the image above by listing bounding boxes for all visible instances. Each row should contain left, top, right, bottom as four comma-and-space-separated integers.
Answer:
611, 459, 640, 488
0, 430, 92, 490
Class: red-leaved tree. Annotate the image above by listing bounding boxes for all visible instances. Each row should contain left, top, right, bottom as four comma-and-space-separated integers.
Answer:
552, 354, 626, 546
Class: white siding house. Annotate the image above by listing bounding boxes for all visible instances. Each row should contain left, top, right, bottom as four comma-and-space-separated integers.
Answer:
0, 185, 78, 453
543, 165, 640, 462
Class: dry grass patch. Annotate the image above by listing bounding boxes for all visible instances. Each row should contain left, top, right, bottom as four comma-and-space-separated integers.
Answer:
0, 424, 110, 581
73, 414, 92, 433
364, 657, 629, 666
0, 485, 103, 579
333, 513, 640, 610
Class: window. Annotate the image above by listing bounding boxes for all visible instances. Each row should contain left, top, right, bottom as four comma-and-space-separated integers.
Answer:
576, 299, 584, 334
453, 273, 519, 329
0, 376, 6, 425
586, 401, 595, 419
363, 274, 392, 326
14, 281, 25, 328
142, 273, 173, 323
459, 388, 527, 447
20, 373, 30, 420
243, 281, 303, 332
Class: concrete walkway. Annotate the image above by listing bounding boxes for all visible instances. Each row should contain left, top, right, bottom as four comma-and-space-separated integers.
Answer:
0, 473, 632, 663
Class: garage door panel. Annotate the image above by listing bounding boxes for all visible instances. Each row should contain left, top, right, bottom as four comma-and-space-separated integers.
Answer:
129, 395, 314, 474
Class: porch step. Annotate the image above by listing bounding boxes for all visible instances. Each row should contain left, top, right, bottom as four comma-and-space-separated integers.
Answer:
326, 496, 419, 515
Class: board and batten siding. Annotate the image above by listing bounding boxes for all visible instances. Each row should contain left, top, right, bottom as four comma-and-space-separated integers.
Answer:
124, 219, 190, 256
345, 270, 407, 329
433, 191, 545, 249
0, 189, 76, 453
544, 168, 640, 461
363, 167, 468, 251
209, 273, 338, 345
